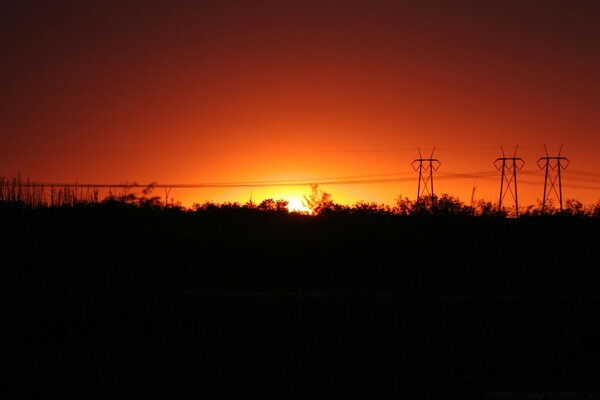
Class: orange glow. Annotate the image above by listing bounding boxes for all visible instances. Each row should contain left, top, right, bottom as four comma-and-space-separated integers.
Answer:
1, 2, 599, 208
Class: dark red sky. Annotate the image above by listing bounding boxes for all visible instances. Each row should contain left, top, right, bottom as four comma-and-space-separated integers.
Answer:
1, 1, 599, 207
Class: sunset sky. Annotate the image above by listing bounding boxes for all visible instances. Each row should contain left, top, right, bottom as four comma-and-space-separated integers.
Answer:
1, 1, 599, 207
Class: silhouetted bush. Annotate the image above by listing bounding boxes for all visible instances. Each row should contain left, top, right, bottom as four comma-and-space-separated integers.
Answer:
474, 200, 507, 217
303, 184, 335, 214
591, 201, 600, 218
350, 201, 392, 216
561, 199, 585, 217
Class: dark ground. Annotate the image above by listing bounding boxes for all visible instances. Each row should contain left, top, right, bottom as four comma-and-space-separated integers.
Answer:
1, 204, 600, 398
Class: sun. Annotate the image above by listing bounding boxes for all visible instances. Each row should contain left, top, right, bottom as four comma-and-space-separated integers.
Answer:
286, 197, 311, 214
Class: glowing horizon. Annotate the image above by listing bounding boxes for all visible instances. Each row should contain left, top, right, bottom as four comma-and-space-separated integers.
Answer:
1, 2, 599, 207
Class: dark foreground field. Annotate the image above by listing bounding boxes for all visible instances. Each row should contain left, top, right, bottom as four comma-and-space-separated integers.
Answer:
2, 204, 600, 398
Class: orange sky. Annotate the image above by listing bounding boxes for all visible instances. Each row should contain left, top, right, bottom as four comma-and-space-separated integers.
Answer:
1, 1, 599, 207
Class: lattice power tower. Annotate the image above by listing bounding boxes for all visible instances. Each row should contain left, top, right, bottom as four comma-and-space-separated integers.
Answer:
412, 147, 441, 200
537, 145, 569, 212
495, 146, 524, 216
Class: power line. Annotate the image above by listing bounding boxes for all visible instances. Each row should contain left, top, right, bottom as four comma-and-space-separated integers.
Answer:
3, 152, 600, 195
564, 170, 600, 178
6, 170, 600, 191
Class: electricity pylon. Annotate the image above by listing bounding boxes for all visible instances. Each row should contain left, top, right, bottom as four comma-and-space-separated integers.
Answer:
494, 145, 524, 216
537, 144, 570, 213
412, 147, 441, 200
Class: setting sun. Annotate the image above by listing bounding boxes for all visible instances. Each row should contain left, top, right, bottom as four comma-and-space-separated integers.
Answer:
286, 197, 311, 214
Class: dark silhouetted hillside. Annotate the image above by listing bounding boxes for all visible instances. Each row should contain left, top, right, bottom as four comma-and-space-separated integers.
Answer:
1, 199, 600, 398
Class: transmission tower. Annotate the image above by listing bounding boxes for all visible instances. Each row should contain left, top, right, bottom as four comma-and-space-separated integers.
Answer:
537, 144, 570, 213
411, 147, 441, 200
494, 145, 524, 216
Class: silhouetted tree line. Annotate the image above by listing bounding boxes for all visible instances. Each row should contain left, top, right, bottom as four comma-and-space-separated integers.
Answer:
2, 175, 600, 217
138, 187, 600, 218
181, 195, 600, 218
